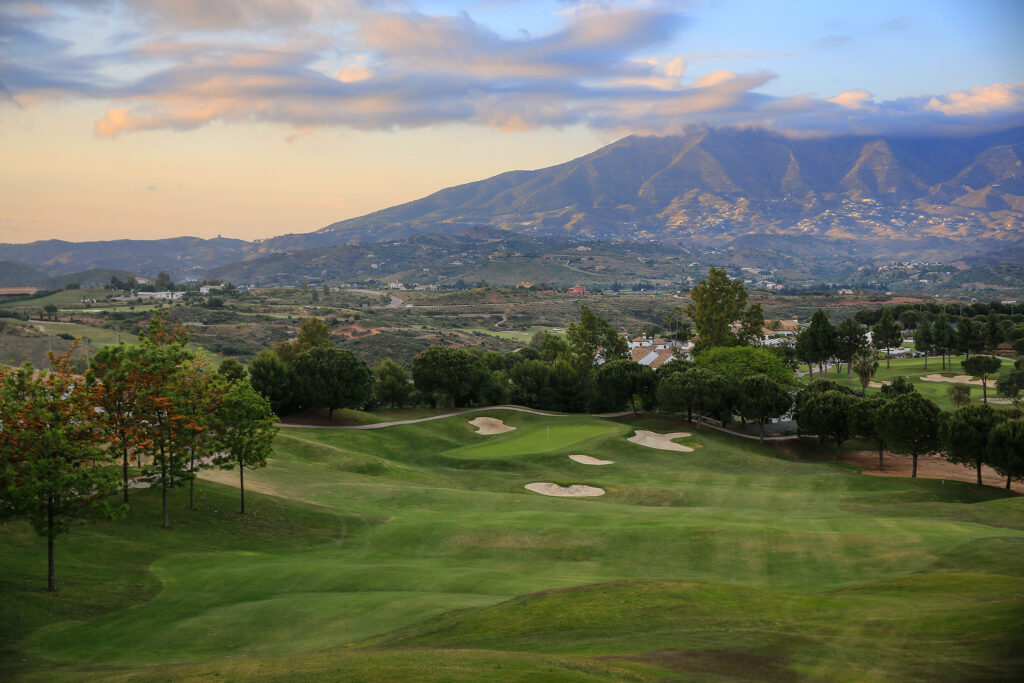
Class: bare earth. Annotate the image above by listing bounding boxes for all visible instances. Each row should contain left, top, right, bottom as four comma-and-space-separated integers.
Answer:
468, 417, 516, 435
841, 450, 1022, 493
569, 454, 614, 466
628, 430, 694, 452
524, 482, 605, 497
920, 373, 982, 385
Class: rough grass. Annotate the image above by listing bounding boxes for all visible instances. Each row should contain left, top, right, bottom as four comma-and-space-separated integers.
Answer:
2, 409, 1022, 680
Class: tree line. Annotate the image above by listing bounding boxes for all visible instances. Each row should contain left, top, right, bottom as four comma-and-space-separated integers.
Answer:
0, 314, 277, 591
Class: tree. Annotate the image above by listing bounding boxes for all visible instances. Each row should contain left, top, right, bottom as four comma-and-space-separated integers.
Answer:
947, 384, 972, 409
835, 318, 867, 383
685, 267, 747, 352
88, 344, 145, 504
375, 359, 412, 408
413, 346, 491, 408
656, 371, 693, 420
43, 303, 58, 321
294, 316, 332, 353
898, 310, 920, 330
695, 345, 794, 388
737, 374, 791, 442
566, 305, 627, 366
804, 309, 837, 376
215, 380, 278, 514
218, 357, 247, 383
915, 312, 934, 370
736, 303, 766, 346
996, 359, 1024, 401
688, 368, 728, 429
872, 308, 902, 369
797, 388, 858, 460
0, 351, 120, 590
989, 418, 1024, 490
961, 355, 1001, 403
850, 397, 891, 469
984, 310, 1004, 352
663, 307, 692, 343
880, 376, 916, 398
851, 348, 878, 396
292, 347, 373, 420
597, 359, 655, 414
248, 349, 294, 414
954, 317, 983, 360
880, 393, 940, 478
154, 271, 173, 291
939, 404, 1007, 486
933, 312, 954, 370
176, 358, 225, 510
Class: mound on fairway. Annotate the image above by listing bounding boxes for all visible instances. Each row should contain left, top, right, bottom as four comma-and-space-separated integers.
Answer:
921, 373, 982, 385
468, 417, 515, 435
524, 482, 605, 497
628, 430, 693, 452
569, 454, 613, 466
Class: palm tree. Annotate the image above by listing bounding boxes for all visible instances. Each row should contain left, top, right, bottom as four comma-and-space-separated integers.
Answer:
852, 348, 879, 396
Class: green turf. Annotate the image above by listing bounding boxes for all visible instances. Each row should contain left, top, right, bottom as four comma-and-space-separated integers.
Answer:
2, 409, 1022, 679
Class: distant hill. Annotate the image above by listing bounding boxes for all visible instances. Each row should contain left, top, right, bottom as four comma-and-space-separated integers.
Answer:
2, 127, 1024, 284
0, 261, 48, 287
304, 126, 1024, 255
0, 237, 253, 279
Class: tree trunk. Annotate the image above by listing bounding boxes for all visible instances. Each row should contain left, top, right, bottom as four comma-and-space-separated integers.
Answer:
807, 362, 813, 377
328, 406, 334, 421
47, 496, 56, 592
835, 441, 841, 461
981, 380, 988, 403
759, 420, 765, 443
161, 442, 169, 529
911, 454, 918, 478
122, 446, 130, 504
977, 459, 983, 486
239, 459, 245, 514
188, 449, 195, 510
1008, 474, 1013, 490
630, 394, 637, 415
886, 349, 890, 368
878, 446, 884, 470
924, 354, 928, 370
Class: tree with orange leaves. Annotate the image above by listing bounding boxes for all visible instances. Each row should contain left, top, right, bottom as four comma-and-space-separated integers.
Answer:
0, 346, 121, 591
88, 343, 146, 504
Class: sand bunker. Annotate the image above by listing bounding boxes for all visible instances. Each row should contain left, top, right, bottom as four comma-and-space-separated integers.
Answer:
628, 430, 694, 452
920, 374, 982, 385
525, 482, 605, 497
569, 454, 614, 466
468, 417, 516, 435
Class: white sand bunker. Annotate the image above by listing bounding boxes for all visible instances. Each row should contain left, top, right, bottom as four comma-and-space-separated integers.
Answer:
569, 454, 614, 466
468, 417, 516, 435
525, 482, 605, 497
921, 374, 982, 386
628, 430, 694, 452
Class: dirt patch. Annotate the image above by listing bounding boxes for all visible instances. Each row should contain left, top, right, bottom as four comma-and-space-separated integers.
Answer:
920, 373, 982, 385
628, 430, 694, 452
469, 417, 516, 435
569, 454, 614, 466
524, 482, 605, 497
842, 450, 1022, 493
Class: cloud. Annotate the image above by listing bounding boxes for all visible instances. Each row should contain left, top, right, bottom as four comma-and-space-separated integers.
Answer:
815, 34, 852, 49
3, 2, 1024, 140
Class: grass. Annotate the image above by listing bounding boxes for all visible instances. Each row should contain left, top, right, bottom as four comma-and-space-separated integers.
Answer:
820, 354, 1018, 410
2, 409, 1022, 679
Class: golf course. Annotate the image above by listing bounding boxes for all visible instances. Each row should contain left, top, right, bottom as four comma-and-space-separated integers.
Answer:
2, 408, 1022, 680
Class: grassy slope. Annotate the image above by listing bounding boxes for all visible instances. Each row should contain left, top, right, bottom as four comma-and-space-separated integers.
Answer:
2, 410, 1022, 680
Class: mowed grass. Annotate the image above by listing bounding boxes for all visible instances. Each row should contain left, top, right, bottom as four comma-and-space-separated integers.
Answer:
821, 353, 1018, 410
2, 409, 1023, 679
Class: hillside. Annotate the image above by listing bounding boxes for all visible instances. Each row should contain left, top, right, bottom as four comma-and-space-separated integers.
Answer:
307, 126, 1024, 254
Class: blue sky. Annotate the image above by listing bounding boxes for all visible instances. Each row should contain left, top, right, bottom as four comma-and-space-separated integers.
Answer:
1, 0, 1022, 242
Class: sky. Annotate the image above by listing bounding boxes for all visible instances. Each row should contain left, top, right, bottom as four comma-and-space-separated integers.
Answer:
2, 0, 1023, 244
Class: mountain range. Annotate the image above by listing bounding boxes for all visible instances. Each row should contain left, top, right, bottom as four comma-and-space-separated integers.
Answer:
2, 126, 1023, 282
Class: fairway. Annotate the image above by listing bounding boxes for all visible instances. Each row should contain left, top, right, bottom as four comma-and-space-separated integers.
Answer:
2, 409, 1022, 680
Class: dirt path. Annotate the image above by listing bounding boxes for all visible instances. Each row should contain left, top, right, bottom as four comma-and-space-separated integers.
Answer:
841, 450, 1022, 493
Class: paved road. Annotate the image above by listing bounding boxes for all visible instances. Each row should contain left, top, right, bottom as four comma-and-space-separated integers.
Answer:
350, 288, 404, 308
